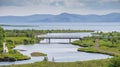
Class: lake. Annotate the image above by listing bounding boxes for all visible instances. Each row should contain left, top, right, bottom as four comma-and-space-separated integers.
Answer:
0, 33, 112, 66
0, 22, 120, 32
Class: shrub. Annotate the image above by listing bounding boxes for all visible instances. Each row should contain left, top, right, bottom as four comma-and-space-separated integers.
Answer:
43, 56, 48, 62
109, 57, 120, 67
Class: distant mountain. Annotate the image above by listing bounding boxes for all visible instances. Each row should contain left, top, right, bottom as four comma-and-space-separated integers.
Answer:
0, 13, 120, 22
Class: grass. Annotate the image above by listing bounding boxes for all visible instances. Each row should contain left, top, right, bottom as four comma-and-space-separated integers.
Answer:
5, 37, 31, 41
77, 47, 99, 53
5, 37, 37, 45
77, 47, 119, 56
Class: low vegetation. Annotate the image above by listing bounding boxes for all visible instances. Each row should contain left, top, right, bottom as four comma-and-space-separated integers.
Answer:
109, 56, 120, 67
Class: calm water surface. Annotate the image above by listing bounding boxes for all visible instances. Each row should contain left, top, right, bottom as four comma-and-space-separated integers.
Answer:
0, 33, 112, 66
0, 22, 120, 32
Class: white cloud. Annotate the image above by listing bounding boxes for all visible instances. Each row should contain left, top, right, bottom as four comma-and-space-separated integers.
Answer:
0, 0, 120, 16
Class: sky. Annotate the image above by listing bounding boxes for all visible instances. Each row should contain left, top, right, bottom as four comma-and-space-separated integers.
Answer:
0, 0, 120, 16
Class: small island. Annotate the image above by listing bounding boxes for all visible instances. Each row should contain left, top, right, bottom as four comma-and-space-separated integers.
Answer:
31, 52, 47, 57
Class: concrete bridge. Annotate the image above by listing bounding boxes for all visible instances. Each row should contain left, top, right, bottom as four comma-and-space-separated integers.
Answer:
37, 35, 82, 43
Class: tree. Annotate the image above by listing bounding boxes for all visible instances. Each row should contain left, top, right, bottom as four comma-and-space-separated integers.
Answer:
0, 27, 5, 46
0, 27, 5, 53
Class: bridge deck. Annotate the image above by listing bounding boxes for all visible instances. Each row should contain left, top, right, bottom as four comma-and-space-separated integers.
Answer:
38, 35, 82, 39
37, 35, 82, 43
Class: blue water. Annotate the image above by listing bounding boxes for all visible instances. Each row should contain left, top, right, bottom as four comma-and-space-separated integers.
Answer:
0, 22, 120, 32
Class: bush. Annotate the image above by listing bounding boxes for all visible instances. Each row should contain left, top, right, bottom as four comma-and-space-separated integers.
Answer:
43, 56, 48, 62
6, 40, 14, 45
23, 39, 30, 44
109, 57, 120, 67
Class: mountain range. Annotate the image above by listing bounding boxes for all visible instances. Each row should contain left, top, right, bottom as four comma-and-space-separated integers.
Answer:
0, 13, 120, 22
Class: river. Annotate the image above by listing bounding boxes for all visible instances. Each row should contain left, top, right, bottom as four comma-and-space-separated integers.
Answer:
0, 33, 112, 66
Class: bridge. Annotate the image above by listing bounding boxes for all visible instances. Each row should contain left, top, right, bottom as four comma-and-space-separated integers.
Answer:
37, 35, 82, 43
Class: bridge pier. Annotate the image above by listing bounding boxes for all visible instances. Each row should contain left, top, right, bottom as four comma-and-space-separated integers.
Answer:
48, 38, 51, 44
79, 38, 82, 40
37, 38, 40, 43
69, 38, 71, 43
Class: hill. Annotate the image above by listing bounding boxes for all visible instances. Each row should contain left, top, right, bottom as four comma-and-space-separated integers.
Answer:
0, 13, 120, 22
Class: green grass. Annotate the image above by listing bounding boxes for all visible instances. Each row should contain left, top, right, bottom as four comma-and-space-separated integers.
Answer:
77, 47, 99, 53
5, 37, 37, 45
5, 37, 31, 41
77, 47, 120, 56
72, 40, 94, 47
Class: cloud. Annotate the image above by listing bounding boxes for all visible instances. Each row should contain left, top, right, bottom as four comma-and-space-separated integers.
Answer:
0, 0, 120, 16
84, 0, 120, 10
0, 0, 120, 9
0, 0, 26, 6
100, 0, 120, 2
